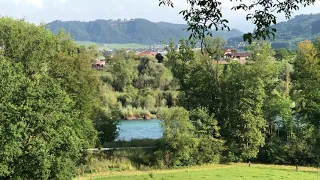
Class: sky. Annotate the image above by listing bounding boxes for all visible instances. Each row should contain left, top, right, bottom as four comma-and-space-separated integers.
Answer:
0, 0, 320, 32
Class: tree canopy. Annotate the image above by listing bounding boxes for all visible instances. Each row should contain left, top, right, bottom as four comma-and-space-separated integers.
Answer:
162, 36, 320, 166
0, 18, 118, 179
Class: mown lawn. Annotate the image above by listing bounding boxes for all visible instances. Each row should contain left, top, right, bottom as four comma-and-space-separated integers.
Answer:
76, 164, 320, 180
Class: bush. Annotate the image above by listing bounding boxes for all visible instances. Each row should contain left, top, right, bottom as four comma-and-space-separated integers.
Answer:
189, 108, 224, 164
92, 107, 120, 145
256, 138, 318, 166
77, 151, 134, 176
143, 95, 156, 109
149, 107, 159, 115
191, 136, 223, 164
160, 98, 168, 107
156, 107, 199, 167
100, 72, 114, 84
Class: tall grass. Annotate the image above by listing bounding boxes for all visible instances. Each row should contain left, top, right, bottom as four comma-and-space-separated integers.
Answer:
77, 148, 161, 177
77, 151, 135, 176
120, 106, 158, 120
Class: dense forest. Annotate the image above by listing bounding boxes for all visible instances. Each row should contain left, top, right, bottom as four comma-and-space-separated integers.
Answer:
1, 18, 320, 179
228, 13, 320, 49
46, 19, 243, 44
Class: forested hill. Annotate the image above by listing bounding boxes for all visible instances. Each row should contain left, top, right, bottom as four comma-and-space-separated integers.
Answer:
46, 18, 243, 44
228, 13, 320, 49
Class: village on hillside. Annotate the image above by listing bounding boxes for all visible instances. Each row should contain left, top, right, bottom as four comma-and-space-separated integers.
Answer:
92, 46, 250, 69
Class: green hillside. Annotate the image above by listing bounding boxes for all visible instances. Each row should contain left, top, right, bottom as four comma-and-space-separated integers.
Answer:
228, 13, 320, 49
47, 19, 243, 45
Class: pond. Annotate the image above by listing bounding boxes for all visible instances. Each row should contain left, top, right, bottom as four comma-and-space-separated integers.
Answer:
117, 119, 163, 141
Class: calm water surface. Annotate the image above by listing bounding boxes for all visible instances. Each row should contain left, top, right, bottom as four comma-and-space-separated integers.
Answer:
117, 119, 163, 141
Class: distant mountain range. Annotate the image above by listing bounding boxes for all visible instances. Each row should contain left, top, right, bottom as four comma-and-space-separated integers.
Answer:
228, 13, 320, 49
46, 18, 243, 45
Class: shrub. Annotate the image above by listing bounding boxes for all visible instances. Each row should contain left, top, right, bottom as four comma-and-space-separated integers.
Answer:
143, 95, 156, 109
100, 72, 114, 84
156, 107, 199, 167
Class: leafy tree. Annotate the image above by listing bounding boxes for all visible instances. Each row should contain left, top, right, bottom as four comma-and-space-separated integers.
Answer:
203, 36, 225, 80
159, 0, 317, 43
112, 49, 139, 60
122, 85, 140, 107
136, 56, 166, 89
143, 95, 157, 109
246, 41, 275, 62
189, 108, 224, 164
163, 90, 178, 107
157, 107, 198, 167
167, 37, 227, 114
92, 107, 120, 146
109, 58, 138, 91
263, 91, 293, 140
166, 39, 195, 91
275, 48, 291, 61
292, 40, 320, 127
93, 86, 120, 145
291, 40, 320, 165
219, 63, 266, 161
203, 36, 225, 59
0, 18, 106, 179
177, 55, 219, 113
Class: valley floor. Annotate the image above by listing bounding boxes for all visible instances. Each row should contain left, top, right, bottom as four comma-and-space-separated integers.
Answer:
76, 163, 319, 180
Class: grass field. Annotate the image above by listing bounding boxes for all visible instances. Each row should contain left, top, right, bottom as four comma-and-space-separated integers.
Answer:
76, 163, 320, 180
76, 41, 149, 49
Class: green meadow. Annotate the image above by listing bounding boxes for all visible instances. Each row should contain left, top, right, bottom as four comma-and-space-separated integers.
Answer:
77, 164, 320, 180
76, 41, 149, 49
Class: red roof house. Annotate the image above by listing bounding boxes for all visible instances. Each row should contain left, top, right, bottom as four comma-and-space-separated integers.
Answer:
138, 51, 156, 57
92, 60, 106, 69
226, 52, 250, 60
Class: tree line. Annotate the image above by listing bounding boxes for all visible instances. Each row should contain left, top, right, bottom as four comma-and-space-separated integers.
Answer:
156, 37, 320, 167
